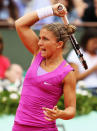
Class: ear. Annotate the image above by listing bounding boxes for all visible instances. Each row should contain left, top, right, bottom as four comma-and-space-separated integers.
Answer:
56, 41, 64, 48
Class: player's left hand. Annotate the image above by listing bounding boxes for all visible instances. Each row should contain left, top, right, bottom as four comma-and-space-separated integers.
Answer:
42, 106, 62, 121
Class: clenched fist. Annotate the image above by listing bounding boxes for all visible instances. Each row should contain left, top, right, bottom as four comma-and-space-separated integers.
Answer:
52, 3, 67, 17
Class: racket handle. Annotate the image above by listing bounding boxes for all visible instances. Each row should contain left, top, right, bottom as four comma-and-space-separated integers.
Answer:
57, 4, 88, 70
57, 4, 69, 25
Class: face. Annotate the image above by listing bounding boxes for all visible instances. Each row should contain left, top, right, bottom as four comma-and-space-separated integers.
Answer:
38, 29, 60, 58
8, 65, 23, 83
86, 38, 97, 54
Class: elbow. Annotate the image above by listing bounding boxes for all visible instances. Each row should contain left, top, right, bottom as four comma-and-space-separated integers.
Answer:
67, 111, 76, 120
71, 107, 76, 118
65, 108, 76, 120
70, 110, 76, 119
15, 20, 20, 29
15, 18, 24, 29
71, 108, 76, 119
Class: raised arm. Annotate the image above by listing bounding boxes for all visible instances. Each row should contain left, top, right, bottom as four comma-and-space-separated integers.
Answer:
15, 3, 67, 56
15, 11, 39, 55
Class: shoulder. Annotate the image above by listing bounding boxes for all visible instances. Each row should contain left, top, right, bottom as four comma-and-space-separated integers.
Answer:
58, 60, 74, 82
63, 70, 76, 84
62, 71, 76, 92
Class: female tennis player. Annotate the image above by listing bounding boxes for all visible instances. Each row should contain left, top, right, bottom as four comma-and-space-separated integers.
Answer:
12, 3, 76, 131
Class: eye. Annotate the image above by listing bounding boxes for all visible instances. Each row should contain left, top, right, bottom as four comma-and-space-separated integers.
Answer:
43, 37, 49, 40
39, 36, 49, 41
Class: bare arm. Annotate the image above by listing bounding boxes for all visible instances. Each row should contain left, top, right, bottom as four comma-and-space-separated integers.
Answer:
70, 63, 97, 81
15, 11, 39, 55
59, 71, 76, 120
15, 3, 67, 56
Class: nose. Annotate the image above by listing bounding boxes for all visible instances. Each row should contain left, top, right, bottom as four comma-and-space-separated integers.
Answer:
38, 39, 44, 46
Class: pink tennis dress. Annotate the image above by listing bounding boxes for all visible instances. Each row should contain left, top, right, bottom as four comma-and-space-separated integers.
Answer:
12, 52, 73, 131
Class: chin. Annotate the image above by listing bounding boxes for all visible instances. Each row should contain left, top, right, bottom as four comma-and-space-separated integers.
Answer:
40, 51, 51, 58
41, 53, 47, 58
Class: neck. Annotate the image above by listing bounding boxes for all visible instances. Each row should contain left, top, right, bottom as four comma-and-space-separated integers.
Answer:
44, 50, 64, 66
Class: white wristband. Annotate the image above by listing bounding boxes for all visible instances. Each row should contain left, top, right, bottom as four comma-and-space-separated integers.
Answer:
36, 6, 53, 20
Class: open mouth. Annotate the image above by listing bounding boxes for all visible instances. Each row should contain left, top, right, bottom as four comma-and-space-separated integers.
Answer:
40, 48, 46, 52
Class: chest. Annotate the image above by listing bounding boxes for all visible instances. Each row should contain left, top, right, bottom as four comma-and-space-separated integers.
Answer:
22, 53, 72, 96
40, 60, 63, 73
22, 63, 64, 98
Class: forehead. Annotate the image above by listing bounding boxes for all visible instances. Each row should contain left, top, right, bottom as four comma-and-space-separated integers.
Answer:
40, 28, 55, 37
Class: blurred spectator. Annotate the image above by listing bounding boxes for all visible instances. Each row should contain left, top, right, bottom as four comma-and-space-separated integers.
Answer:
50, 0, 75, 23
0, 34, 10, 79
72, 0, 88, 23
0, 0, 19, 20
25, 0, 55, 29
82, 0, 97, 22
67, 28, 97, 96
23, 0, 88, 28
83, 0, 93, 5
0, 64, 23, 92
50, 0, 87, 24
5, 64, 23, 83
14, 0, 31, 17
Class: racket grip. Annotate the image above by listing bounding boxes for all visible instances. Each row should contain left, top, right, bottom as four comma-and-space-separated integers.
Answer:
57, 4, 69, 25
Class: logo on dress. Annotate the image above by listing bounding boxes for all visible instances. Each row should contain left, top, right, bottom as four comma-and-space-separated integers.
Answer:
44, 82, 52, 86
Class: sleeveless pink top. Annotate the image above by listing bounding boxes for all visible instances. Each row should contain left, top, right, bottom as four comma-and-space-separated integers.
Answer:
14, 52, 73, 128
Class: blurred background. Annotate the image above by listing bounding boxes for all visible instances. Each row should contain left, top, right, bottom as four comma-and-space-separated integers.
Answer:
0, 0, 97, 131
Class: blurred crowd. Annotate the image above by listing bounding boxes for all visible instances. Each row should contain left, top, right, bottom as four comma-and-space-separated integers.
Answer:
67, 28, 97, 96
0, 34, 23, 92
0, 0, 97, 28
0, 0, 97, 96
